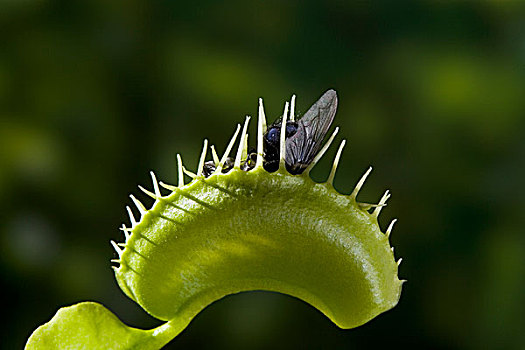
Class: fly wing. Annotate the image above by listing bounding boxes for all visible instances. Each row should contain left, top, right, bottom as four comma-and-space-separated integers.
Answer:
285, 89, 338, 172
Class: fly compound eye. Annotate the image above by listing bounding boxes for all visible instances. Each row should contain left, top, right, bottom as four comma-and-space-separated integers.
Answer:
266, 127, 280, 143
285, 122, 298, 137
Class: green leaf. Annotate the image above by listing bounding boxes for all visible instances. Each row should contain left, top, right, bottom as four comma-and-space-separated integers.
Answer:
115, 168, 403, 330
25, 302, 183, 350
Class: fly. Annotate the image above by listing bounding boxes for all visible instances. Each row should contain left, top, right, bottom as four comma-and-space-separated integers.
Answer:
263, 89, 337, 174
203, 89, 338, 177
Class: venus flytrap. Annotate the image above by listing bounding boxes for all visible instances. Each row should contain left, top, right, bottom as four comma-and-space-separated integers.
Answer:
26, 90, 404, 350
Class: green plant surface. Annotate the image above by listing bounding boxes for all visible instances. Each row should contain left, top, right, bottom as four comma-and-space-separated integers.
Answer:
26, 92, 403, 349
25, 302, 188, 350
115, 167, 402, 329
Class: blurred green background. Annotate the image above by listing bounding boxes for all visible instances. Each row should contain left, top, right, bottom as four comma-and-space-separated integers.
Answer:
1, 1, 525, 349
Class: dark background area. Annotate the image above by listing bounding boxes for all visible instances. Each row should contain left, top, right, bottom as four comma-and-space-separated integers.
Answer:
1, 1, 524, 349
